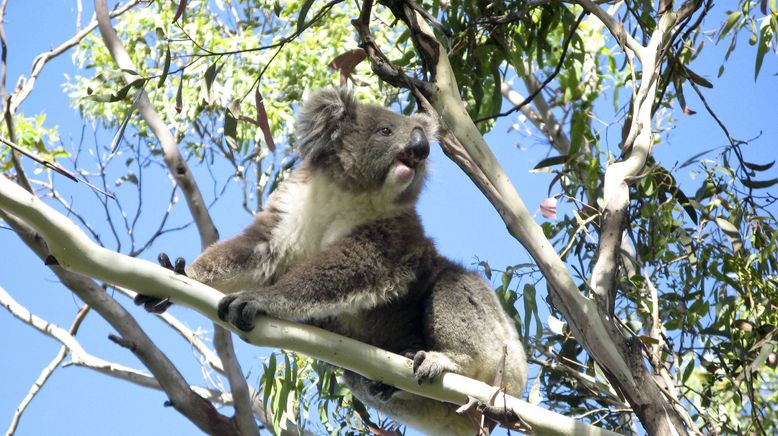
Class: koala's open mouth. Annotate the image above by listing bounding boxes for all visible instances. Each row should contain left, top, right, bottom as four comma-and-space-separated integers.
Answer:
390, 157, 419, 185
397, 155, 420, 169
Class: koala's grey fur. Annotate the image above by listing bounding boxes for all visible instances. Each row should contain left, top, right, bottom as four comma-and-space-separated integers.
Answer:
187, 88, 527, 435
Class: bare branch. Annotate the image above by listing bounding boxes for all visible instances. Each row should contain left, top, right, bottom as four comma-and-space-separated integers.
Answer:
0, 204, 238, 435
0, 173, 621, 436
8, 0, 141, 115
2, 301, 89, 436
502, 82, 571, 154
91, 3, 262, 431
571, 0, 646, 59
93, 0, 218, 249
0, 284, 271, 433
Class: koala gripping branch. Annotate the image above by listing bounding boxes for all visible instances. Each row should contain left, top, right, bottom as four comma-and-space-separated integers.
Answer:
0, 174, 619, 436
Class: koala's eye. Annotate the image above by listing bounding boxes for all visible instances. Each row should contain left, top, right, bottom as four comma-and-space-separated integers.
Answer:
378, 127, 393, 136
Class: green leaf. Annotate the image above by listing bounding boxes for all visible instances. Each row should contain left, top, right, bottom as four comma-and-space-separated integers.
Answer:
715, 216, 743, 252
681, 360, 695, 383
87, 78, 145, 102
224, 107, 238, 151
533, 155, 570, 169
204, 62, 218, 93
157, 46, 171, 89
717, 12, 741, 42
175, 75, 184, 113
110, 86, 144, 152
684, 66, 713, 88
755, 25, 771, 80
522, 284, 542, 341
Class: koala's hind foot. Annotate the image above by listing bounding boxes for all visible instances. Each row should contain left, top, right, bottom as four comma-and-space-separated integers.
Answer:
134, 253, 186, 313
412, 351, 458, 385
367, 380, 399, 401
218, 292, 266, 332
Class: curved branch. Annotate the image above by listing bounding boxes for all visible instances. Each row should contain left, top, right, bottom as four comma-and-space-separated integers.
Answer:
0, 173, 620, 436
571, 0, 645, 59
91, 2, 261, 433
373, 6, 690, 435
93, 0, 218, 248
0, 207, 238, 435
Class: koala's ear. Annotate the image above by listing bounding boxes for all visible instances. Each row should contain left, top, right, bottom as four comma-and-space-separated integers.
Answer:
296, 88, 357, 160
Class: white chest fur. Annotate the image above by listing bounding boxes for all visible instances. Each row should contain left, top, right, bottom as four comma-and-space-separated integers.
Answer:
266, 170, 401, 272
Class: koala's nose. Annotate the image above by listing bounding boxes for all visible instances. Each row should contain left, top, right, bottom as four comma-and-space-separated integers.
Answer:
407, 127, 430, 161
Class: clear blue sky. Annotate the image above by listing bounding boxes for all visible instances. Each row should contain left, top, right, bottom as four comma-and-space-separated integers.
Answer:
0, 1, 776, 435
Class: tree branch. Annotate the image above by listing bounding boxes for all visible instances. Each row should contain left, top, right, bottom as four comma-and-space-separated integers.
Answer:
93, 0, 218, 248
363, 4, 690, 434
571, 0, 646, 59
0, 173, 621, 436
1, 300, 89, 436
0, 205, 239, 435
91, 2, 261, 433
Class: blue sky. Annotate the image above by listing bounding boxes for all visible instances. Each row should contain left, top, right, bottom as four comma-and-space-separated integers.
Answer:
0, 1, 776, 435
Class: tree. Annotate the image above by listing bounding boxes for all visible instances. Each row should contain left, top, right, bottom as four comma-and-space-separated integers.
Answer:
1, 0, 776, 435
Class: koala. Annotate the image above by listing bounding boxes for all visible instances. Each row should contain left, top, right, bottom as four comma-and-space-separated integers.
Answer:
156, 89, 527, 435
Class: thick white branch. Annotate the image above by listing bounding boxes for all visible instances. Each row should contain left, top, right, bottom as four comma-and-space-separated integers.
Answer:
0, 174, 618, 436
404, 9, 690, 435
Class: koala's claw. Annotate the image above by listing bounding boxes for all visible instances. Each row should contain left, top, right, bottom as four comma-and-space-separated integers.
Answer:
367, 381, 398, 402
158, 252, 187, 276
412, 351, 449, 385
134, 252, 187, 313
218, 293, 264, 332
134, 294, 173, 313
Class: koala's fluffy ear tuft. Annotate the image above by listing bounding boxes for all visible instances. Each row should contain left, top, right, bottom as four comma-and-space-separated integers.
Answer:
296, 88, 357, 161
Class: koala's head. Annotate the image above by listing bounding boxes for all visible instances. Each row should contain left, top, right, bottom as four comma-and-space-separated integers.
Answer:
295, 88, 436, 205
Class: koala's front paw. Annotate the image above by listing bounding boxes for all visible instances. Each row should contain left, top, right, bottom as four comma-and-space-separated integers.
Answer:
218, 292, 266, 332
412, 351, 455, 385
134, 253, 187, 313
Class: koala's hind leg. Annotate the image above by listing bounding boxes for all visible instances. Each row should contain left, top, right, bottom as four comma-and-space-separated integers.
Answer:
344, 372, 480, 436
423, 265, 528, 398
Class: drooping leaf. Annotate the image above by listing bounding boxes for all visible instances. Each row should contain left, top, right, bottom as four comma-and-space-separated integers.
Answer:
754, 25, 772, 80
256, 89, 276, 152
329, 49, 367, 87
175, 75, 184, 113
297, 0, 316, 34
173, 0, 187, 23
110, 86, 145, 152
740, 177, 778, 189
744, 160, 775, 172
224, 106, 238, 151
684, 66, 713, 88
672, 185, 698, 224
157, 46, 171, 89
204, 62, 218, 94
